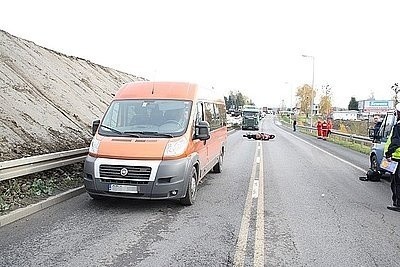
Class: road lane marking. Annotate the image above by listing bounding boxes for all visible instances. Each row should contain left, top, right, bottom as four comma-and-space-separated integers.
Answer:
234, 141, 262, 267
279, 128, 365, 172
254, 142, 265, 266
252, 180, 259, 198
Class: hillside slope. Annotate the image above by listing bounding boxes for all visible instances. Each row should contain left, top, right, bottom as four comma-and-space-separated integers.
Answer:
0, 30, 147, 161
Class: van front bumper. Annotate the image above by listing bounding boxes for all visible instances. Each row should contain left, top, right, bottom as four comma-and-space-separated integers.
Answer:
83, 155, 191, 200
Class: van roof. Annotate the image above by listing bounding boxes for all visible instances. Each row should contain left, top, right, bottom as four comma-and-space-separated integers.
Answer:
114, 81, 225, 104
115, 82, 197, 100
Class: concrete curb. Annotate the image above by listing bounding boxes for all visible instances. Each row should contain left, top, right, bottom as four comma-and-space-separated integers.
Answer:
0, 186, 85, 228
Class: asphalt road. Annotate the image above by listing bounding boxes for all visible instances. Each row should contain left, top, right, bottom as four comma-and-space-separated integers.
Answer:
1, 115, 400, 267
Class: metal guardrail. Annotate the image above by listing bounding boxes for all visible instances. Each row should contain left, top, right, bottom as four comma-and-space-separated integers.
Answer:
329, 129, 372, 143
0, 148, 88, 182
296, 124, 372, 143
278, 119, 372, 145
0, 119, 372, 182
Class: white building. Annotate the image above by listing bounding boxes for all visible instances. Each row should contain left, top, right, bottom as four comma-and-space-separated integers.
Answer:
331, 110, 359, 121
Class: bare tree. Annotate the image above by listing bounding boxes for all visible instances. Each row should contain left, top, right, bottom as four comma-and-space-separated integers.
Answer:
392, 83, 399, 105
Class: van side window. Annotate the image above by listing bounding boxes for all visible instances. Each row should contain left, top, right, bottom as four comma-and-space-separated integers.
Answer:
217, 103, 226, 126
381, 113, 395, 140
204, 102, 214, 127
214, 104, 220, 120
213, 103, 223, 128
104, 102, 120, 128
196, 102, 204, 124
204, 102, 227, 130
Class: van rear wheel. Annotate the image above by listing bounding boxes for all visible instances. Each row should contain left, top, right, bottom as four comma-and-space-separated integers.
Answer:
180, 167, 198, 206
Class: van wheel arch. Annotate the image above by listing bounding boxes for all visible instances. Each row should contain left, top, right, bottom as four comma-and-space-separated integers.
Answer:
180, 166, 198, 206
212, 147, 224, 173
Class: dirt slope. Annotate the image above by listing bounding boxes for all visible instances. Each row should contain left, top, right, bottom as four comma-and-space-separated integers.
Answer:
0, 30, 147, 161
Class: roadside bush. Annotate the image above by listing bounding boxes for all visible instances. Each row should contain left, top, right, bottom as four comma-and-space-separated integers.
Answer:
0, 163, 83, 214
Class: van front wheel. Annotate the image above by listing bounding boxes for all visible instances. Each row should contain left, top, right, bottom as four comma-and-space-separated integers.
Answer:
213, 151, 224, 173
180, 167, 198, 206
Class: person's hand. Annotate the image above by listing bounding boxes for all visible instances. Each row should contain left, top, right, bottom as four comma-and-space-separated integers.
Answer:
387, 157, 392, 162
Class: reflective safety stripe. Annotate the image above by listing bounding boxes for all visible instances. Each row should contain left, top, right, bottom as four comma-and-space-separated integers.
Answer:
384, 126, 400, 159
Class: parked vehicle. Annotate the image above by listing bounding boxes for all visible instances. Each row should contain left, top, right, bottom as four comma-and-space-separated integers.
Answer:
368, 110, 397, 178
84, 81, 227, 205
241, 105, 260, 130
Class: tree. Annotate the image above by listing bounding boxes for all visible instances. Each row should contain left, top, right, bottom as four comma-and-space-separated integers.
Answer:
348, 97, 358, 110
225, 90, 254, 109
227, 91, 237, 109
236, 92, 246, 107
391, 83, 399, 105
296, 84, 315, 117
224, 96, 229, 108
319, 84, 332, 118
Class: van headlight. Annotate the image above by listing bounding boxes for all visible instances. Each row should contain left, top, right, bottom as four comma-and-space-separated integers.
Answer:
164, 137, 188, 157
89, 138, 100, 155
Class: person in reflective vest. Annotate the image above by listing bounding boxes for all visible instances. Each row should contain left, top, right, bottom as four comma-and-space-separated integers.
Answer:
327, 119, 333, 137
321, 120, 328, 140
316, 120, 322, 139
384, 103, 400, 211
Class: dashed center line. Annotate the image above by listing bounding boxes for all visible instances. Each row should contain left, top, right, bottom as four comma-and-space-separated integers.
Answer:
234, 141, 265, 267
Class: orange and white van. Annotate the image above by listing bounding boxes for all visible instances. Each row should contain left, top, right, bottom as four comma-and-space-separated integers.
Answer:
84, 81, 227, 205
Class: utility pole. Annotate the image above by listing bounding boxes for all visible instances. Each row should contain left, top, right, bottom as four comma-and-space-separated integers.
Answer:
302, 55, 315, 127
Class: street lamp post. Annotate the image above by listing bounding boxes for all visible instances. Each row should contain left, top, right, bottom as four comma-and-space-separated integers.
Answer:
302, 54, 315, 127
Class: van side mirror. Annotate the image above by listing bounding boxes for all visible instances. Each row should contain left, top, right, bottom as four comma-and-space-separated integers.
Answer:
368, 128, 375, 139
92, 120, 100, 136
368, 127, 380, 142
195, 121, 210, 141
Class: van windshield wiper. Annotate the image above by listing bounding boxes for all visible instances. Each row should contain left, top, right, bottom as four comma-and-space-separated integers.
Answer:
125, 131, 174, 138
100, 125, 140, 137
100, 125, 124, 134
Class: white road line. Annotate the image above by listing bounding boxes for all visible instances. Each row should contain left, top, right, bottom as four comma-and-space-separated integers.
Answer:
252, 180, 259, 198
254, 141, 265, 266
234, 144, 259, 267
278, 127, 366, 172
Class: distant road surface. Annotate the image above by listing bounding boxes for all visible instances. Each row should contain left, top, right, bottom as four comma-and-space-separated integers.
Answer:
1, 115, 399, 267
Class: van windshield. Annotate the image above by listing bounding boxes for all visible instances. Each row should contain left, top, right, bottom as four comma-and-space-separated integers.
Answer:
99, 99, 192, 137
379, 112, 396, 141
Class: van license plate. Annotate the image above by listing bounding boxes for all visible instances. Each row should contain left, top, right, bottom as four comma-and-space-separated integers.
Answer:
109, 184, 138, 193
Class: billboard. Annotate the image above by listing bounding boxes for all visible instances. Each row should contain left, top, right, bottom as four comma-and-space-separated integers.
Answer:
359, 100, 394, 113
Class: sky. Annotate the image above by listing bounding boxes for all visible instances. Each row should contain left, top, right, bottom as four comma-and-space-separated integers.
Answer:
1, 0, 399, 109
